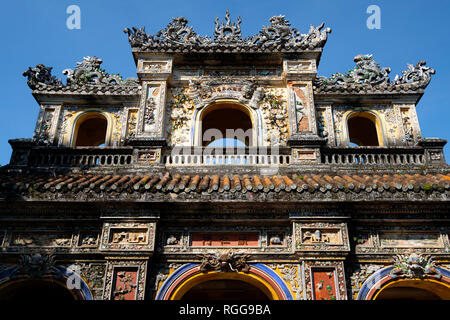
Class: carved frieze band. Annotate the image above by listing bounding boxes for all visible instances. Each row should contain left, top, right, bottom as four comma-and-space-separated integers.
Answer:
0, 229, 101, 253
354, 228, 449, 254
157, 226, 292, 254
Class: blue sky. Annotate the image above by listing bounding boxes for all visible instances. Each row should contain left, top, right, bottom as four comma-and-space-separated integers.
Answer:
0, 0, 449, 164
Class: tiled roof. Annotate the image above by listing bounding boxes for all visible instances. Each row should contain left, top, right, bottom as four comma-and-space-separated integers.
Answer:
1, 172, 449, 196
32, 83, 141, 96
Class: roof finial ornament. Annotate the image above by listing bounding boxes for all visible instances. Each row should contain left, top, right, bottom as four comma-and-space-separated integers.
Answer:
214, 9, 242, 42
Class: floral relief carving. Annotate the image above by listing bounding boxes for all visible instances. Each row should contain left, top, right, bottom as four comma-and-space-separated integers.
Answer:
34, 109, 54, 145
167, 87, 195, 146
260, 88, 288, 145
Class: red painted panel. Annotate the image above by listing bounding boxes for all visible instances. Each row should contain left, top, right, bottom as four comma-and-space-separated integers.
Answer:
111, 268, 138, 300
190, 232, 259, 247
312, 269, 337, 300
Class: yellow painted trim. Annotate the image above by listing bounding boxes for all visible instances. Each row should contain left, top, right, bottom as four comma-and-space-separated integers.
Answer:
373, 278, 450, 300
170, 271, 279, 300
346, 111, 385, 146
66, 110, 114, 147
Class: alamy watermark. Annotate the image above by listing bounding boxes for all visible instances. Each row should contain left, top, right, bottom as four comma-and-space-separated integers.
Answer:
366, 5, 381, 30
66, 5, 81, 30
66, 264, 82, 290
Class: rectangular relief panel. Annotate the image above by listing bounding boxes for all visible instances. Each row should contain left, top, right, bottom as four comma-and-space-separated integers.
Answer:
103, 260, 147, 301
379, 232, 443, 248
294, 222, 350, 252
126, 109, 138, 139
77, 233, 100, 248
9, 232, 72, 248
101, 222, 155, 252
189, 232, 259, 247
304, 261, 347, 300
311, 269, 338, 300
110, 267, 139, 300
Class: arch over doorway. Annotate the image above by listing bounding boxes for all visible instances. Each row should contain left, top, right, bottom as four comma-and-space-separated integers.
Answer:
357, 265, 450, 300
155, 263, 293, 300
0, 265, 93, 301
192, 100, 262, 147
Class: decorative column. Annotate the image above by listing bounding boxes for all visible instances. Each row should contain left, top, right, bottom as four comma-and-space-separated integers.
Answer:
290, 212, 350, 300
127, 55, 173, 165
284, 58, 326, 164
99, 217, 157, 300
417, 138, 447, 165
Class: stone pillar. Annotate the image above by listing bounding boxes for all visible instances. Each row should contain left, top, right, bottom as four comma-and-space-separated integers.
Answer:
127, 55, 173, 164
284, 58, 326, 164
417, 138, 447, 165
8, 139, 34, 166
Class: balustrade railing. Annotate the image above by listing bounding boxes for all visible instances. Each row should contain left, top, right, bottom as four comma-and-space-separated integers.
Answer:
321, 147, 426, 166
164, 153, 291, 166
27, 147, 134, 167
10, 143, 434, 168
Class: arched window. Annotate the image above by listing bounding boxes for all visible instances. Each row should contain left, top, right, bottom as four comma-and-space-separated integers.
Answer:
200, 102, 253, 147
347, 112, 382, 146
73, 113, 108, 147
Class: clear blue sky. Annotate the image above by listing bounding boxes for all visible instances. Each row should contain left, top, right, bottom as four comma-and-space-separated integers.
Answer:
0, 0, 449, 164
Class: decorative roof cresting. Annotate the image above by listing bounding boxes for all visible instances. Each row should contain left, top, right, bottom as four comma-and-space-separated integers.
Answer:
314, 54, 435, 92
124, 11, 331, 52
23, 56, 138, 90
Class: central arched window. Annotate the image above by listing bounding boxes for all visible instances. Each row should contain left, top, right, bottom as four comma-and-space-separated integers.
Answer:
72, 113, 108, 147
200, 102, 254, 147
347, 112, 382, 146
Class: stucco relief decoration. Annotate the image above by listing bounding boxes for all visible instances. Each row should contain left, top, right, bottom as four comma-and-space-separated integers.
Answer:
69, 263, 106, 300
13, 253, 60, 279
126, 109, 138, 138
103, 260, 147, 300
198, 250, 251, 273
214, 10, 242, 42
167, 87, 194, 146
260, 88, 288, 144
23, 64, 63, 89
112, 270, 137, 300
63, 56, 138, 86
347, 264, 384, 299
400, 108, 414, 144
124, 13, 331, 52
11, 232, 72, 248
390, 253, 442, 279
304, 261, 347, 300
392, 61, 435, 87
314, 55, 435, 92
23, 56, 139, 91
188, 77, 262, 104
292, 87, 309, 132
315, 54, 391, 86
144, 87, 159, 129
269, 264, 303, 300
34, 109, 54, 145
316, 109, 328, 138
101, 222, 154, 252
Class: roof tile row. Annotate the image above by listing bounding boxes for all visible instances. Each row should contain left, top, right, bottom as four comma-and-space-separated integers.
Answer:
1, 172, 449, 195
